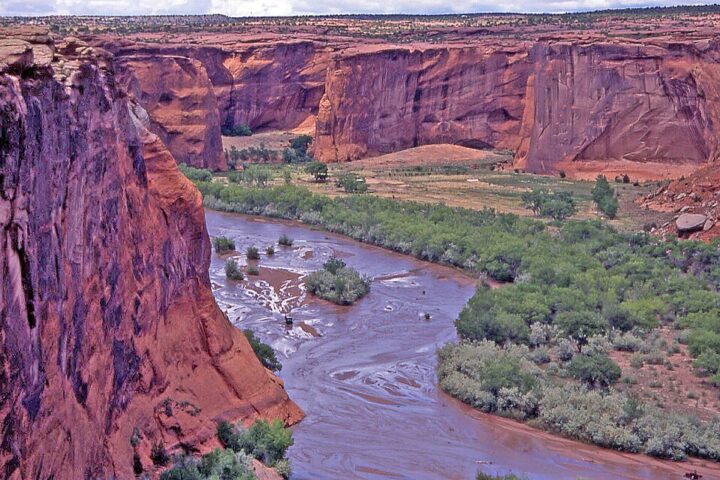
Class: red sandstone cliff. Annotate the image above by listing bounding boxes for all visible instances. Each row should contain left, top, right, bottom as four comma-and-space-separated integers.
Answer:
0, 29, 301, 480
314, 44, 529, 162
92, 32, 720, 177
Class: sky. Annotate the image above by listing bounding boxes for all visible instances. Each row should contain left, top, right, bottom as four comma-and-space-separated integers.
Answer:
0, 0, 716, 17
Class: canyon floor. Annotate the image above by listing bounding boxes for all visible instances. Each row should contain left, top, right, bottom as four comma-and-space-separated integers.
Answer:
221, 132, 675, 233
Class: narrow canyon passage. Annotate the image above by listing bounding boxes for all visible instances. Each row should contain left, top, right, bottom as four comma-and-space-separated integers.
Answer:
205, 210, 715, 480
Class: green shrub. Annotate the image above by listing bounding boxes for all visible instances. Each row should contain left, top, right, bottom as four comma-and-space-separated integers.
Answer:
336, 172, 368, 193
266, 245, 275, 256
567, 353, 621, 389
520, 189, 576, 221
304, 161, 328, 181
290, 135, 313, 156
247, 265, 260, 276
220, 419, 293, 467
225, 259, 244, 281
305, 262, 370, 305
212, 236, 235, 254
160, 449, 256, 480
592, 175, 619, 219
222, 124, 252, 136
178, 163, 212, 182
243, 329, 282, 371
278, 234, 293, 247
246, 246, 260, 260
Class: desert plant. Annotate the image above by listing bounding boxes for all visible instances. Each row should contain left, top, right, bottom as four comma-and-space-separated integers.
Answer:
212, 236, 235, 254
225, 259, 244, 281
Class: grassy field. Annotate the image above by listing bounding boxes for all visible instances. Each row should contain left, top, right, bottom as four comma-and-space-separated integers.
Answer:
251, 144, 674, 233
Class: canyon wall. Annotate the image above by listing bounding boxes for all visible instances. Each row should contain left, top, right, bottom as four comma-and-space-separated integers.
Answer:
0, 30, 301, 480
116, 54, 226, 170
314, 45, 530, 162
99, 38, 332, 168
97, 34, 720, 175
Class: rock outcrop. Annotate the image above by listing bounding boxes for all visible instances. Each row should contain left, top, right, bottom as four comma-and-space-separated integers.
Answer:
0, 29, 301, 480
642, 163, 720, 240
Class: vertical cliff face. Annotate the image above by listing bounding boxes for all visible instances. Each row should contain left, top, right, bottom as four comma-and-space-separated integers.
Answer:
100, 38, 331, 168
314, 45, 530, 162
515, 41, 720, 173
218, 41, 329, 131
0, 30, 301, 480
116, 54, 226, 170
96, 33, 720, 175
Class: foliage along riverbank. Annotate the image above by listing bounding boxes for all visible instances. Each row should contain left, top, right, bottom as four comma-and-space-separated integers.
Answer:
193, 179, 720, 462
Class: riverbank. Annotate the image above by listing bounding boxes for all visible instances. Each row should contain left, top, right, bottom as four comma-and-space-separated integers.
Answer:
206, 210, 720, 479
197, 181, 720, 470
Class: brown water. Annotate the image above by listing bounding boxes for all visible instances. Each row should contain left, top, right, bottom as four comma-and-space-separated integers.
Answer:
206, 210, 718, 480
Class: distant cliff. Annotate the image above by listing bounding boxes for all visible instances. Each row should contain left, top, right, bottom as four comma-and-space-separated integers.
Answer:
96, 33, 720, 176
0, 29, 301, 480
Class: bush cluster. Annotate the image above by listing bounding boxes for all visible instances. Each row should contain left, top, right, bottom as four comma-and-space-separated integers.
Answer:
438, 341, 720, 460
225, 259, 244, 281
218, 419, 293, 468
212, 236, 235, 254
222, 124, 252, 137
243, 329, 282, 371
520, 188, 576, 221
179, 163, 213, 182
305, 257, 371, 305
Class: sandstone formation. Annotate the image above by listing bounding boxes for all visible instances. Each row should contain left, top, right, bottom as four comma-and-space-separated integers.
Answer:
116, 54, 226, 170
88, 24, 720, 176
0, 29, 301, 480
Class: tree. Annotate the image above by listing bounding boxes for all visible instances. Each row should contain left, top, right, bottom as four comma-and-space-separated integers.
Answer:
336, 172, 367, 193
567, 353, 621, 388
521, 189, 576, 221
555, 311, 607, 351
290, 135, 313, 156
592, 175, 618, 219
304, 161, 328, 182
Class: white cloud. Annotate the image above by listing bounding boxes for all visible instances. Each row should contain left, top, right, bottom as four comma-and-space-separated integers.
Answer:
0, 0, 716, 16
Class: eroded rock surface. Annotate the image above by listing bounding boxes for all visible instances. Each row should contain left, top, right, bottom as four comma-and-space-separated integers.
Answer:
0, 30, 301, 480
92, 29, 720, 175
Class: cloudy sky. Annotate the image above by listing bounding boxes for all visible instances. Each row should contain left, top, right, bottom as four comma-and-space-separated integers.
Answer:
0, 0, 716, 17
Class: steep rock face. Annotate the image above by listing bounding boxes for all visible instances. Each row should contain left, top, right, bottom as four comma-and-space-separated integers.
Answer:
97, 33, 720, 175
116, 54, 226, 170
0, 31, 301, 480
314, 45, 530, 162
99, 38, 331, 158
515, 41, 720, 173
217, 41, 329, 131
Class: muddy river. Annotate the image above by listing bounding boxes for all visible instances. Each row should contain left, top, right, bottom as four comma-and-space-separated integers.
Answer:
206, 209, 717, 480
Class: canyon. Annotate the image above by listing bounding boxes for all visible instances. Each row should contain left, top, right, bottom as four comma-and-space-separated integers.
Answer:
0, 28, 300, 480
79, 14, 720, 179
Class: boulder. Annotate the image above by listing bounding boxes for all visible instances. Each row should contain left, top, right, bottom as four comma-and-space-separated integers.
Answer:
676, 213, 707, 232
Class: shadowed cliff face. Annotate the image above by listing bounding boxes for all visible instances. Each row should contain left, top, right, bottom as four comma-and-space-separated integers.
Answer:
0, 30, 301, 480
116, 54, 226, 170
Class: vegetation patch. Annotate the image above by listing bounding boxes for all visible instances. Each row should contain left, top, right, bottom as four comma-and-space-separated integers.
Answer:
212, 236, 235, 254
190, 180, 720, 461
305, 256, 371, 305
243, 329, 282, 371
